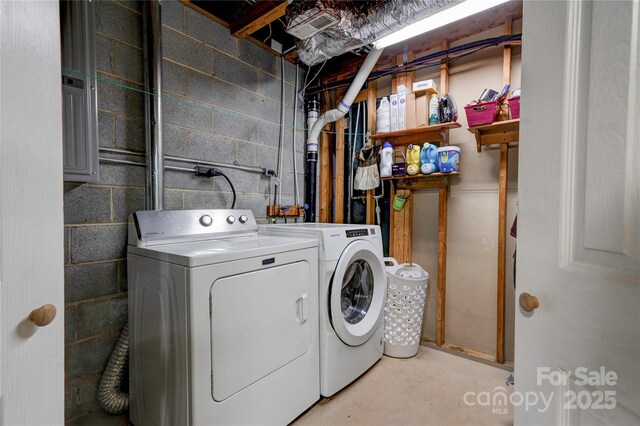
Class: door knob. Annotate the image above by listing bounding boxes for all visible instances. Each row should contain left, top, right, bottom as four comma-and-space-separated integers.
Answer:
519, 293, 539, 312
28, 304, 57, 327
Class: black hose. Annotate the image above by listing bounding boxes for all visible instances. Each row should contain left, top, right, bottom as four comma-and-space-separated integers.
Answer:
217, 170, 236, 209
194, 166, 236, 209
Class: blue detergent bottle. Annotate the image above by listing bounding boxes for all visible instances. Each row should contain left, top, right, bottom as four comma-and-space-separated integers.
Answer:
420, 143, 438, 174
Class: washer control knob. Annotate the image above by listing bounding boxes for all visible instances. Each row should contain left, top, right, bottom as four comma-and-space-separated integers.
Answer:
200, 214, 213, 227
226, 215, 235, 224
239, 214, 248, 224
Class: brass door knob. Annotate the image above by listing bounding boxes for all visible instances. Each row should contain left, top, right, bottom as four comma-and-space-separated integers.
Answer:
28, 304, 57, 327
519, 293, 539, 312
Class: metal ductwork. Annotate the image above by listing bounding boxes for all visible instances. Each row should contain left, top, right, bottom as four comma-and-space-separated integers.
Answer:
289, 0, 461, 66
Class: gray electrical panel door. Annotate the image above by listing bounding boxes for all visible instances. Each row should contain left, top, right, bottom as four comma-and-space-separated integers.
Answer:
61, 0, 99, 183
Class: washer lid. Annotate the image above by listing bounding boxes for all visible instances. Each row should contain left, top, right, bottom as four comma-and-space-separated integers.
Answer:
128, 235, 317, 267
329, 239, 386, 346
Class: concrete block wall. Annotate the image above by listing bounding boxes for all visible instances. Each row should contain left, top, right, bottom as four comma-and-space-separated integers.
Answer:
63, 0, 305, 420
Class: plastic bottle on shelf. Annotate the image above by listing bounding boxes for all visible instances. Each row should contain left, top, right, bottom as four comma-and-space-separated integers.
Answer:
380, 141, 394, 177
429, 93, 440, 125
420, 143, 438, 174
406, 144, 421, 175
376, 97, 391, 133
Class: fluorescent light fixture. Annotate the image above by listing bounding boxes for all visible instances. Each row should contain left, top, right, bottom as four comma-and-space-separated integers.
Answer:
374, 0, 511, 49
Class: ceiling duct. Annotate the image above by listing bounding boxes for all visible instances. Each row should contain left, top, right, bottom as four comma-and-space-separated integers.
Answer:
290, 0, 462, 66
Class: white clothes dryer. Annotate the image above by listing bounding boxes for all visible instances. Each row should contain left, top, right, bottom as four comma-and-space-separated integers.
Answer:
128, 210, 319, 425
259, 223, 386, 397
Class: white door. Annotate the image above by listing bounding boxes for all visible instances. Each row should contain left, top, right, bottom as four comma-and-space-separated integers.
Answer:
330, 240, 386, 346
0, 1, 65, 424
516, 1, 640, 424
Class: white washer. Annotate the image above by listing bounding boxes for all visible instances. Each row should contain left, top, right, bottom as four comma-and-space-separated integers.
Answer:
259, 223, 386, 397
128, 210, 319, 425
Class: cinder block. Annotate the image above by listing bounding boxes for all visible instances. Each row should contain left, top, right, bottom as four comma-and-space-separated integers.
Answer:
113, 41, 143, 84
163, 60, 187, 95
64, 184, 112, 224
236, 140, 278, 171
237, 88, 280, 124
95, 1, 143, 48
257, 121, 281, 148
187, 71, 238, 110
65, 332, 119, 381
71, 224, 127, 263
213, 111, 257, 142
213, 167, 259, 194
235, 193, 270, 219
213, 52, 257, 92
65, 305, 77, 343
95, 34, 113, 74
184, 191, 234, 210
257, 70, 281, 102
185, 7, 236, 56
113, 187, 145, 223
259, 171, 294, 197
163, 96, 213, 133
164, 124, 186, 157
283, 61, 303, 86
115, 115, 145, 152
65, 227, 71, 265
163, 28, 213, 74
65, 262, 119, 303
164, 190, 184, 210
164, 169, 214, 191
70, 378, 101, 419
117, 260, 128, 293
238, 39, 276, 76
187, 130, 236, 164
281, 149, 305, 175
97, 73, 144, 116
76, 295, 127, 340
98, 110, 115, 148
161, 0, 185, 32
99, 162, 146, 187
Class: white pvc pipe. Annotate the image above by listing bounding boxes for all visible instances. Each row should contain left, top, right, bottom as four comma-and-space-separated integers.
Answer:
306, 47, 383, 155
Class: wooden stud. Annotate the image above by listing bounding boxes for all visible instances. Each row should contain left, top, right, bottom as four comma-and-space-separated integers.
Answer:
229, 1, 288, 40
319, 91, 334, 223
366, 81, 377, 225
440, 40, 450, 94
497, 144, 508, 364
334, 118, 345, 223
436, 181, 449, 346
503, 17, 513, 87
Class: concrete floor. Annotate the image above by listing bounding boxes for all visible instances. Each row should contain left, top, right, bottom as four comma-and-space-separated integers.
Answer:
293, 347, 514, 426
70, 347, 513, 426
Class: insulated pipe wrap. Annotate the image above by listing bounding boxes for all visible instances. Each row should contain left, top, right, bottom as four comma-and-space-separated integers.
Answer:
98, 324, 129, 414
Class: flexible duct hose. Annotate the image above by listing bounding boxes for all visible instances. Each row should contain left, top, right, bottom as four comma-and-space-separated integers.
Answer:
98, 324, 129, 414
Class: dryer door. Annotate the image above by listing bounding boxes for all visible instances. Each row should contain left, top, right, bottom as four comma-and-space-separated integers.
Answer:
329, 240, 386, 346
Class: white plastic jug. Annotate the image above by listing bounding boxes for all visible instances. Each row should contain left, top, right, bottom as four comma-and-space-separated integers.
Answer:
376, 97, 391, 133
379, 142, 393, 177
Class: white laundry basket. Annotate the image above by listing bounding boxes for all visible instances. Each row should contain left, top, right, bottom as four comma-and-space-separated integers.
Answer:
383, 258, 429, 358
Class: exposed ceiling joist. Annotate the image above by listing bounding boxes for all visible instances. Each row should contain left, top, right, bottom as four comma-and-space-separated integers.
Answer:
230, 1, 288, 39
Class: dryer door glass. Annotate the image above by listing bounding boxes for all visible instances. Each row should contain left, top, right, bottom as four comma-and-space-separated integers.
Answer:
330, 239, 386, 347
341, 259, 374, 325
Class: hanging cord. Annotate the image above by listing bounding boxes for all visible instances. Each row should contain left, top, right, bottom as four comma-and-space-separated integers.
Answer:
194, 166, 237, 209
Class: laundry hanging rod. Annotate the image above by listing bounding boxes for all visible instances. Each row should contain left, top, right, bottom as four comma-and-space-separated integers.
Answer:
98, 147, 276, 176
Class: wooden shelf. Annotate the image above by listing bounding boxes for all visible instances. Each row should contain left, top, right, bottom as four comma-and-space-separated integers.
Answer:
371, 122, 461, 146
383, 172, 459, 190
468, 119, 520, 152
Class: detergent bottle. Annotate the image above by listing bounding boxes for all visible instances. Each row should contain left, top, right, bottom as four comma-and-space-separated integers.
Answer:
420, 143, 438, 174
379, 141, 393, 177
406, 144, 421, 175
376, 97, 391, 133
429, 93, 440, 125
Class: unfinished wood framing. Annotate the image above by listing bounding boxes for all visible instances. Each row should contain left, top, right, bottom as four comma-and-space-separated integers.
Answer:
334, 118, 345, 223
497, 144, 508, 363
366, 81, 377, 224
229, 1, 287, 39
319, 91, 334, 223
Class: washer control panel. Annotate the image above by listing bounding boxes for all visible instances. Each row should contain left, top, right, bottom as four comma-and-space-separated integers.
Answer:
130, 209, 258, 246
345, 229, 369, 238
